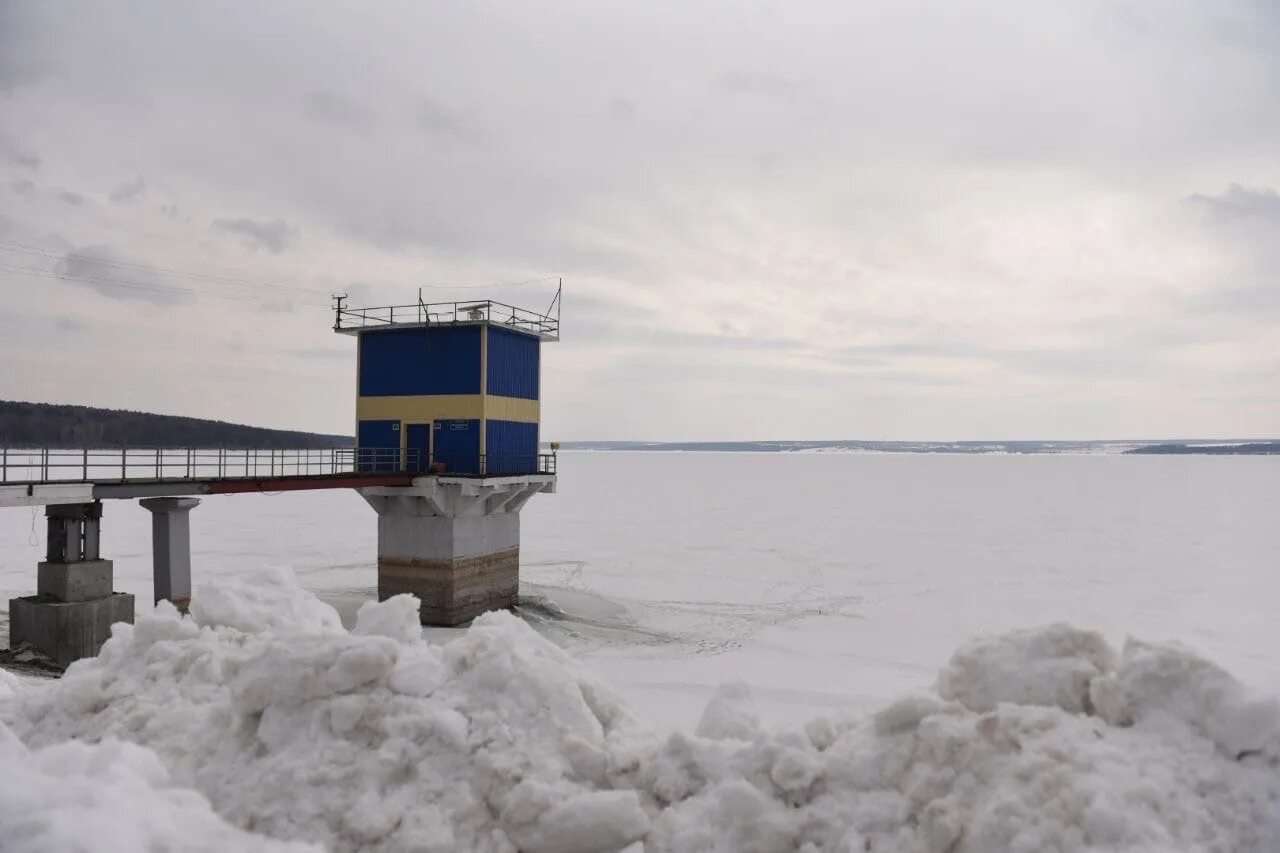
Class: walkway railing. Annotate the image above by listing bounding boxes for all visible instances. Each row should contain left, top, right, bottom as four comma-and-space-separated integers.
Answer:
0, 447, 556, 485
333, 299, 560, 340
361, 451, 557, 477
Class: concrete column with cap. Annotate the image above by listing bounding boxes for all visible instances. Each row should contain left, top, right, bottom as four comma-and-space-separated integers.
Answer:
140, 497, 201, 611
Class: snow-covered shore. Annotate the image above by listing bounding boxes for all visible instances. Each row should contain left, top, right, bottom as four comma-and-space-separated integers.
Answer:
3, 567, 1278, 852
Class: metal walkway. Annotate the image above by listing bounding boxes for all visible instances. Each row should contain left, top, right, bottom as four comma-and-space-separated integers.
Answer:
0, 446, 556, 507
0, 446, 413, 507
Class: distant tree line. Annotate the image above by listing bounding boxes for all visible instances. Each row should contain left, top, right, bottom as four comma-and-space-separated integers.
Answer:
1124, 442, 1280, 455
0, 400, 354, 449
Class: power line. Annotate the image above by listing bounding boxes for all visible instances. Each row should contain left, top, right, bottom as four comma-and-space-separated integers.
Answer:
0, 240, 333, 297
0, 238, 560, 303
416, 275, 559, 291
0, 263, 329, 307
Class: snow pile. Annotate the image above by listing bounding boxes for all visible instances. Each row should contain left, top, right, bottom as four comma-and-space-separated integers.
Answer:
935, 622, 1115, 713
3, 568, 1279, 852
0, 724, 317, 853
189, 564, 345, 635
3, 581, 649, 853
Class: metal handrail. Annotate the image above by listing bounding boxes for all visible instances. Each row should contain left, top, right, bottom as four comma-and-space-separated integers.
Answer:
0, 446, 407, 486
333, 299, 560, 340
379, 451, 557, 477
0, 446, 558, 485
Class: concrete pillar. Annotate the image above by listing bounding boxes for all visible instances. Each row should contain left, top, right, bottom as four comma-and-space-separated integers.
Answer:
361, 476, 554, 625
8, 502, 135, 667
140, 497, 201, 611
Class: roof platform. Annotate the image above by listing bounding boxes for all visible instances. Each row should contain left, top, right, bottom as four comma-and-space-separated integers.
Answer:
333, 295, 560, 342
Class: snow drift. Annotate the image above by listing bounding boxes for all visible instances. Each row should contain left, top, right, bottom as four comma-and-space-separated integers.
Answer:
2, 567, 1278, 852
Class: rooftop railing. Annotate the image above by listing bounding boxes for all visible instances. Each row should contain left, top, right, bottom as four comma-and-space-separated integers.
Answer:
333, 299, 560, 340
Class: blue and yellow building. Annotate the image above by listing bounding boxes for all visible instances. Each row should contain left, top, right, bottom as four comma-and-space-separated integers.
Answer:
334, 299, 557, 475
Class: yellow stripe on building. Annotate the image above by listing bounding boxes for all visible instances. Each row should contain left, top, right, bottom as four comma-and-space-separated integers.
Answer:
484, 395, 540, 424
357, 395, 484, 423
355, 394, 540, 425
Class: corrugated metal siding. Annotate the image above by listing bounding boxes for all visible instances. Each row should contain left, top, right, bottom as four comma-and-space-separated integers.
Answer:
357, 419, 400, 471
359, 326, 482, 397
485, 419, 538, 474
433, 418, 481, 474
486, 327, 540, 400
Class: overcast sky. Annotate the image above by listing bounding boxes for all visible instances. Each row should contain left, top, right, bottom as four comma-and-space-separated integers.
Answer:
1, 1, 1277, 440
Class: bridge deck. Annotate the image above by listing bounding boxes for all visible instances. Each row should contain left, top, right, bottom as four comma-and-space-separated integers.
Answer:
0, 446, 554, 507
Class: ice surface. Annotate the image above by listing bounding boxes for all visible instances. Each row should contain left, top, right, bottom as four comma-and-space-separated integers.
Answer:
2, 452, 1278, 730
3, 567, 1279, 852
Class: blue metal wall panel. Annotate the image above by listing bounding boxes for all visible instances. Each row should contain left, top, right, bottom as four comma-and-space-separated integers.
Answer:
433, 419, 480, 474
405, 423, 431, 473
357, 419, 400, 471
485, 419, 538, 474
486, 327, 540, 400
359, 326, 482, 397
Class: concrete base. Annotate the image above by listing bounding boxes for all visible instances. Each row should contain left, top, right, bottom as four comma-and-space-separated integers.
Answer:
37, 559, 114, 602
8, 593, 135, 667
380, 548, 520, 626
362, 476, 553, 626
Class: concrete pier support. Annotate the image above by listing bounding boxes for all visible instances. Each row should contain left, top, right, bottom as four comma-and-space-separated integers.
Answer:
361, 476, 555, 625
8, 502, 134, 667
140, 497, 201, 610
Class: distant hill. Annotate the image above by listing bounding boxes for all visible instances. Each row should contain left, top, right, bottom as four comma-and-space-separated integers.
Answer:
555, 439, 1280, 455
552, 440, 1114, 453
1124, 442, 1280, 455
0, 400, 353, 449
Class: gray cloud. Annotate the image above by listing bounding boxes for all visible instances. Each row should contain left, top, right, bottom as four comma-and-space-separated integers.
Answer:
416, 96, 475, 140
1192, 283, 1280, 317
53, 246, 194, 306
212, 217, 296, 253
1185, 183, 1280, 321
719, 71, 807, 99
607, 97, 637, 119
0, 134, 40, 170
1186, 184, 1280, 223
0, 3, 49, 91
0, 2, 1277, 438
57, 189, 85, 206
301, 90, 377, 130
109, 176, 146, 203
287, 347, 349, 360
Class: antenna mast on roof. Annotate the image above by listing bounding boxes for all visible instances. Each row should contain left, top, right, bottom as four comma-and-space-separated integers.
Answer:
331, 293, 347, 331
544, 278, 562, 324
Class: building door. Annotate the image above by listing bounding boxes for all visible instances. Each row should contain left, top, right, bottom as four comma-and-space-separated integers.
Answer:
405, 424, 432, 473
432, 419, 480, 474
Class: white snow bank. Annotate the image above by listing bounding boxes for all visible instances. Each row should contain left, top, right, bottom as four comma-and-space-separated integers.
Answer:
1092, 638, 1280, 761
189, 564, 345, 635
0, 722, 317, 852
2, 567, 1278, 852
935, 622, 1115, 713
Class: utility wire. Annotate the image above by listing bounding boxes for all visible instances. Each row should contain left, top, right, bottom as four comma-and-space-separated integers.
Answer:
0, 240, 333, 297
0, 239, 558, 303
0, 263, 330, 307
415, 275, 558, 291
